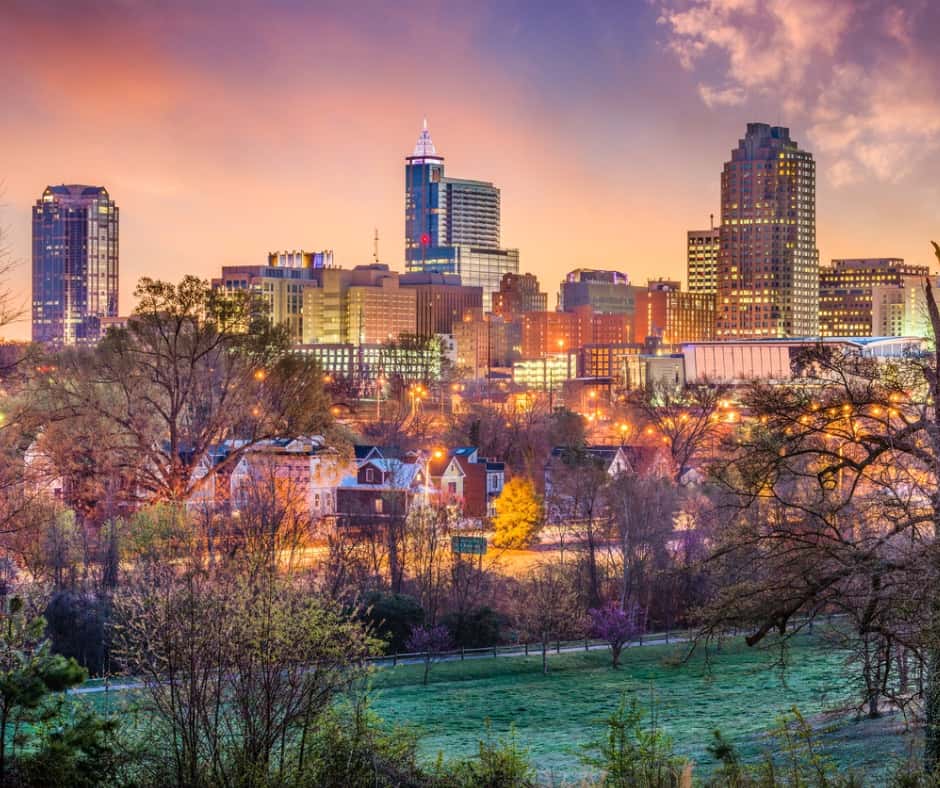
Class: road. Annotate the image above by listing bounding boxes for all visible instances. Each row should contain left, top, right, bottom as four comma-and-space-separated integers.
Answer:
71, 632, 692, 695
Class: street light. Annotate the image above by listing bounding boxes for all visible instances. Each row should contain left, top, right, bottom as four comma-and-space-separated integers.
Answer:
423, 448, 445, 506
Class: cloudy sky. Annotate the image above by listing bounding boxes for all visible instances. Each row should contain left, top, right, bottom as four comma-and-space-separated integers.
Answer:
2, 0, 939, 339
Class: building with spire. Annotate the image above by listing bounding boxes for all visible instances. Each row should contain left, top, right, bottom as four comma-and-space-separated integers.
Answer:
404, 120, 519, 310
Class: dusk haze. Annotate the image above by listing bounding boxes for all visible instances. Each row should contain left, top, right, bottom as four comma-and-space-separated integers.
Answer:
2, 2, 940, 785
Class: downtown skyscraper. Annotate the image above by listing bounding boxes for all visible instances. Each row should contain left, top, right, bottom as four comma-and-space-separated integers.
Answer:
404, 120, 519, 310
717, 124, 818, 338
32, 185, 119, 345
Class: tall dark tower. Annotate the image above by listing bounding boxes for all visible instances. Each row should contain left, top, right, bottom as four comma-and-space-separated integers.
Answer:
717, 124, 818, 338
32, 185, 119, 345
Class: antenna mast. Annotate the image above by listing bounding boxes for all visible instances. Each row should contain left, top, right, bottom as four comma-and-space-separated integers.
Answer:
373, 228, 380, 264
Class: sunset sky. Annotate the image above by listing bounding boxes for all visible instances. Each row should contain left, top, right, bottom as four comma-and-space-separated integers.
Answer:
2, 0, 939, 340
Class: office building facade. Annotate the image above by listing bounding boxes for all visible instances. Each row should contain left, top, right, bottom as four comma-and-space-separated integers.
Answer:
717, 123, 819, 338
32, 184, 119, 345
399, 271, 482, 336
492, 272, 548, 318
404, 121, 519, 310
302, 264, 417, 346
687, 225, 719, 295
559, 269, 639, 315
819, 258, 929, 337
214, 252, 329, 342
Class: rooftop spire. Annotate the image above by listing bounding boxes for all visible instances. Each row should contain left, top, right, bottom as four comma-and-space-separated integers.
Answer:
412, 118, 437, 157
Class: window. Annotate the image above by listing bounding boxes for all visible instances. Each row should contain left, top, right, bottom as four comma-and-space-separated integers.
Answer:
448, 481, 458, 496
366, 468, 374, 483
374, 498, 383, 514
314, 493, 321, 508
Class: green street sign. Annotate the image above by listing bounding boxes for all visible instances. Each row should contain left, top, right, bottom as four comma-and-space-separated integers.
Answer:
451, 535, 487, 555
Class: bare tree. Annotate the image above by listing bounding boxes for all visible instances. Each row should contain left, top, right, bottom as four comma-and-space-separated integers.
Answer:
511, 560, 582, 675
40, 276, 331, 505
113, 565, 377, 786
629, 381, 728, 483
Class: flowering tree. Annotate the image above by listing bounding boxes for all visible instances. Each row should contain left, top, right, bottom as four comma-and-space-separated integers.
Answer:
405, 624, 453, 685
588, 601, 644, 668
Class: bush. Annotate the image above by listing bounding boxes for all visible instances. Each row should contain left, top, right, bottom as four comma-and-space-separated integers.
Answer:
580, 693, 687, 787
440, 606, 505, 648
45, 591, 112, 676
447, 722, 535, 788
359, 592, 425, 653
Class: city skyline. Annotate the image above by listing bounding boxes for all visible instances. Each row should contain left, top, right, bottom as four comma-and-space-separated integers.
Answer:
2, 0, 939, 341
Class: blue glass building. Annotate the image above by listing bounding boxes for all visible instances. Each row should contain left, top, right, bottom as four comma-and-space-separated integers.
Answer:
32, 185, 119, 345
404, 121, 518, 310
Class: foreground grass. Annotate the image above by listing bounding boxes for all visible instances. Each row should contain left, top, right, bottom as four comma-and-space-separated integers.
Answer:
78, 633, 919, 783
367, 634, 918, 781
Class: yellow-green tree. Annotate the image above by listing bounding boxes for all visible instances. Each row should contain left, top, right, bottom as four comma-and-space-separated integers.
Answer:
491, 478, 543, 549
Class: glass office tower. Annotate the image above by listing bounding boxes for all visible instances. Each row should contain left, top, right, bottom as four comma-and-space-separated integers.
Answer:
404, 120, 518, 310
32, 184, 119, 345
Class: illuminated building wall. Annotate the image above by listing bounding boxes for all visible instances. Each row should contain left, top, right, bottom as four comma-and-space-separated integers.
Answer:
819, 258, 929, 337
214, 257, 322, 343
717, 123, 819, 338
301, 264, 416, 345
32, 184, 119, 345
687, 226, 720, 295
492, 272, 548, 317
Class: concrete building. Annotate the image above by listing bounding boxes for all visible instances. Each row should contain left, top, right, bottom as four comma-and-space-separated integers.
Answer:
717, 124, 819, 338
214, 254, 327, 343
453, 310, 522, 378
819, 258, 930, 337
638, 281, 716, 344
32, 184, 119, 345
687, 223, 719, 295
492, 272, 548, 318
682, 337, 925, 384
520, 306, 631, 359
399, 271, 482, 336
559, 269, 638, 315
301, 264, 417, 346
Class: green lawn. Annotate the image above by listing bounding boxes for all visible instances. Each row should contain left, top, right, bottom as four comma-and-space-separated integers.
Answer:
366, 634, 918, 782
76, 634, 919, 783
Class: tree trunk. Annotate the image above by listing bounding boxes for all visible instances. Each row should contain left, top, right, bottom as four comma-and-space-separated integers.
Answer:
925, 644, 940, 771
611, 643, 622, 669
542, 639, 548, 675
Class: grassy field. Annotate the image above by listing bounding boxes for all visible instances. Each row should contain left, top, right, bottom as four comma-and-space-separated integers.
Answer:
79, 634, 919, 783
365, 634, 918, 782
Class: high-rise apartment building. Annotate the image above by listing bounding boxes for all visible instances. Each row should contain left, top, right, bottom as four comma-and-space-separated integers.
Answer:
404, 120, 519, 310
819, 258, 929, 337
32, 185, 119, 345
302, 264, 416, 345
687, 222, 719, 295
717, 123, 819, 338
399, 271, 482, 336
492, 272, 548, 318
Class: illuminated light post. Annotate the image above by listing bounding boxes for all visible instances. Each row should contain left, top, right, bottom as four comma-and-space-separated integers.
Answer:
376, 375, 386, 419
424, 448, 445, 507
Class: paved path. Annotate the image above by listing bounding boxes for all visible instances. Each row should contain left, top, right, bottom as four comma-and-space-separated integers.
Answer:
71, 633, 692, 695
